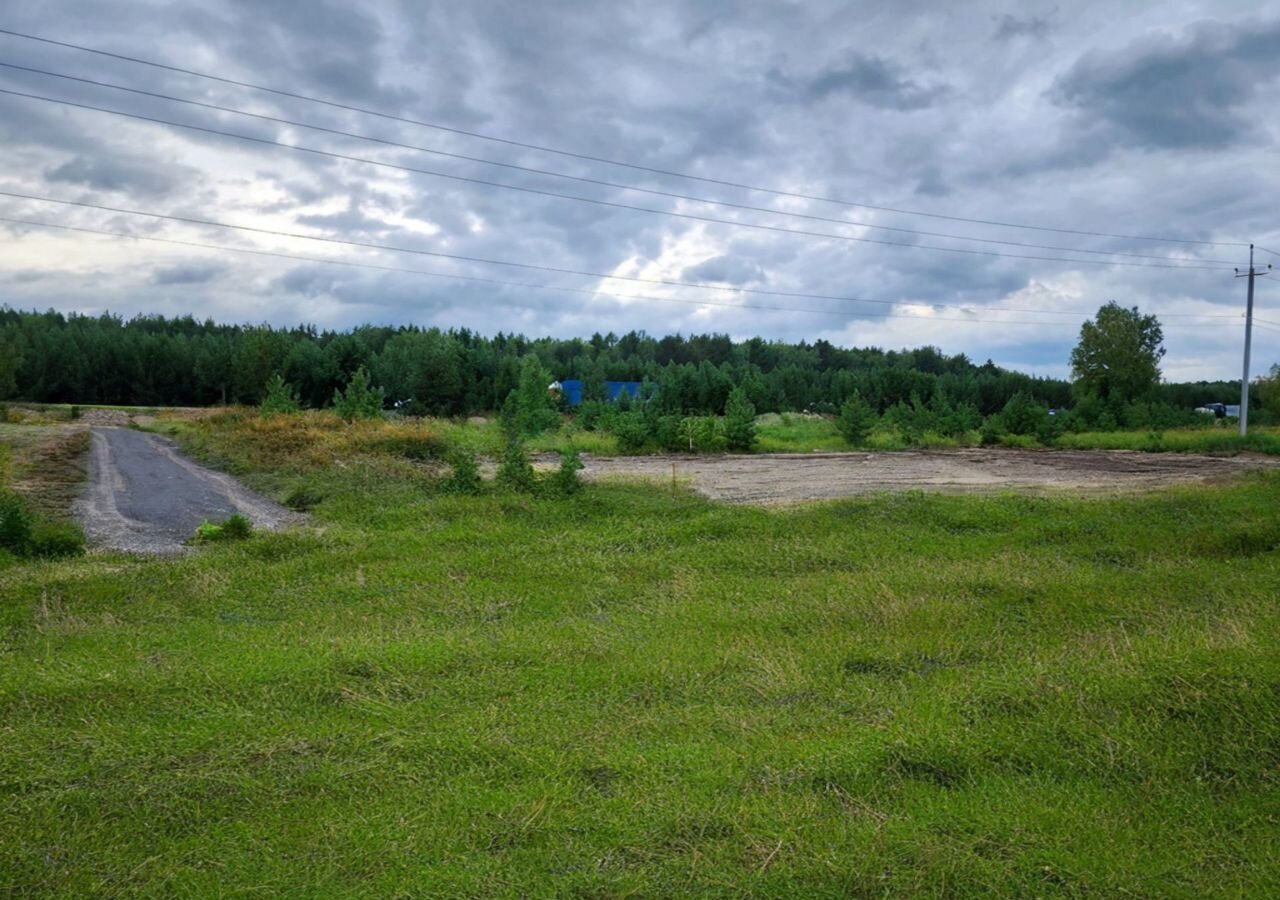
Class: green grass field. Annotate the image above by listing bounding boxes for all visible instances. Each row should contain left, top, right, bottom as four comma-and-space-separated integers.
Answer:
2, 417, 1279, 896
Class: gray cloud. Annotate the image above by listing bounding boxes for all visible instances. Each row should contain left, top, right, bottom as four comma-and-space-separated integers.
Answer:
681, 255, 767, 285
1051, 18, 1280, 151
993, 12, 1055, 42
150, 262, 226, 285
45, 154, 186, 197
1, 0, 1278, 380
775, 54, 949, 110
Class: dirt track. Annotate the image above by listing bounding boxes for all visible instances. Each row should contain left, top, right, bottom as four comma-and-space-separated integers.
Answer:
75, 427, 298, 554
572, 449, 1280, 504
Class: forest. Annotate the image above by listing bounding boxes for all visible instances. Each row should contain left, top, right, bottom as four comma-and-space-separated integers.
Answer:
0, 306, 1247, 421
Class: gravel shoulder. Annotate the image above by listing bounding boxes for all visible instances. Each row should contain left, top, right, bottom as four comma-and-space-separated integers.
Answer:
571, 448, 1280, 504
75, 427, 298, 554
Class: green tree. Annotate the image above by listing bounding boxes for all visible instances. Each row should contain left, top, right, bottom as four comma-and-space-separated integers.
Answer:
1070, 302, 1165, 403
997, 391, 1053, 439
445, 447, 483, 495
0, 335, 22, 400
837, 394, 876, 445
722, 387, 757, 451
552, 447, 584, 495
506, 356, 559, 437
1255, 364, 1280, 423
258, 374, 301, 415
496, 435, 536, 491
332, 367, 384, 421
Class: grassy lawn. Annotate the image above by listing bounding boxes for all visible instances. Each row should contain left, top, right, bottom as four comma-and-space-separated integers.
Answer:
2, 417, 1279, 896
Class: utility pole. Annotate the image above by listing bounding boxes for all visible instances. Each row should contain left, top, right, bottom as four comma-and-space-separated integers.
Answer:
1236, 245, 1272, 435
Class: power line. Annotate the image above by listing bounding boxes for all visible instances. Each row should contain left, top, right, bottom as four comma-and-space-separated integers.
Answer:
0, 191, 1251, 320
0, 87, 1238, 273
1256, 246, 1280, 259
0, 213, 1251, 331
0, 61, 1243, 267
0, 26, 1250, 250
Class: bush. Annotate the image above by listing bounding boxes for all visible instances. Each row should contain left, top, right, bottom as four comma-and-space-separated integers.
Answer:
333, 367, 385, 421
613, 413, 653, 454
0, 492, 34, 553
446, 447, 484, 495
837, 394, 877, 445
723, 388, 758, 452
575, 400, 612, 432
192, 513, 254, 544
552, 447, 584, 495
996, 391, 1051, 438
284, 484, 323, 511
26, 521, 86, 558
259, 374, 301, 415
508, 357, 560, 437
496, 436, 536, 492
677, 416, 726, 453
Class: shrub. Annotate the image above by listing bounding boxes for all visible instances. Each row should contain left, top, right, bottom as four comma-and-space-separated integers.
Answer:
192, 513, 254, 544
837, 394, 877, 445
26, 521, 85, 558
613, 413, 652, 454
0, 491, 34, 553
575, 400, 612, 432
496, 436, 536, 492
677, 416, 726, 453
979, 417, 1003, 446
446, 447, 484, 495
723, 388, 758, 452
284, 484, 323, 511
333, 367, 385, 421
552, 447, 584, 495
68, 405, 82, 420
509, 357, 560, 437
259, 374, 301, 415
997, 391, 1051, 438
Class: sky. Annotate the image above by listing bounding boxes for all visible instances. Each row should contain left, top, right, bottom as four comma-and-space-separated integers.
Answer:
2, 0, 1279, 381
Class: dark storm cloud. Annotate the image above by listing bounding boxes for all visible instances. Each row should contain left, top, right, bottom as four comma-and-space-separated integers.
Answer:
2, 0, 1279, 379
1052, 18, 1280, 151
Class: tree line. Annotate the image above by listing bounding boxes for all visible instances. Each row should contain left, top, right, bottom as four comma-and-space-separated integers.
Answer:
0, 306, 1251, 421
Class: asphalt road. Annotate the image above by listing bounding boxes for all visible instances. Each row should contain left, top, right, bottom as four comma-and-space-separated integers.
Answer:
75, 427, 296, 554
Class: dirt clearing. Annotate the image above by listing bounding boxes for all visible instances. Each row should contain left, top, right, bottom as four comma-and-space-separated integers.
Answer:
573, 449, 1280, 504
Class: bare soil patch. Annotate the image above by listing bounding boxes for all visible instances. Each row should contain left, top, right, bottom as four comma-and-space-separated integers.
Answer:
570, 449, 1280, 504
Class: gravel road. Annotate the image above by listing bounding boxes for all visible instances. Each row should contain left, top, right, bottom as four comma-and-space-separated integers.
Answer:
573, 448, 1280, 504
75, 427, 297, 554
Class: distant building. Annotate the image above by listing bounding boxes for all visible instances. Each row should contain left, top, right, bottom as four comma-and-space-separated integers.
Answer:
557, 379, 646, 406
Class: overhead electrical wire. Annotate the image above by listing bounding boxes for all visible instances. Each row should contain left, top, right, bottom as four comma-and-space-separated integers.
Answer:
0, 87, 1239, 272
0, 61, 1244, 267
0, 26, 1251, 249
0, 213, 1252, 331
0, 190, 1253, 324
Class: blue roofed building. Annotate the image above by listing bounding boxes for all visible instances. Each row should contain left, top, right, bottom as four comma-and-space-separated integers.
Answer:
555, 379, 647, 406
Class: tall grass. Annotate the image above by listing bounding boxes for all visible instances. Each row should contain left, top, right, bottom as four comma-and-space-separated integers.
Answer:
1, 417, 1278, 895
1057, 426, 1280, 455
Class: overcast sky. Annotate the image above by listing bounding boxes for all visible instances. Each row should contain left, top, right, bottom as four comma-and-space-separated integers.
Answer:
2, 0, 1279, 380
